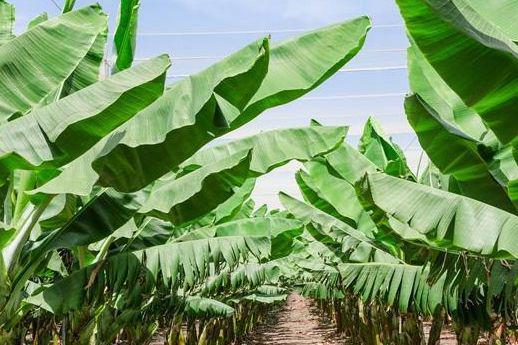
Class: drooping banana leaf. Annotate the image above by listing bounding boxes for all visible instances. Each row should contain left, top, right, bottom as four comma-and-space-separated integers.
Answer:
0, 55, 169, 175
26, 235, 272, 314
360, 172, 518, 259
405, 95, 517, 213
139, 149, 252, 224
181, 126, 347, 174
279, 192, 399, 264
296, 160, 373, 233
325, 142, 377, 184
337, 262, 449, 314
40, 189, 144, 250
407, 45, 487, 141
186, 178, 256, 227
396, 0, 518, 145
183, 296, 233, 318
466, 0, 518, 41
36, 38, 269, 194
201, 262, 282, 296
0, 0, 14, 45
407, 41, 518, 212
0, 5, 107, 122
174, 217, 304, 258
174, 217, 303, 242
38, 194, 77, 231
141, 126, 346, 224
112, 0, 140, 73
44, 18, 369, 195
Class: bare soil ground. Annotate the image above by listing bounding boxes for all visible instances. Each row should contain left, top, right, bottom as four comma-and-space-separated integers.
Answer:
242, 293, 464, 345
241, 293, 347, 345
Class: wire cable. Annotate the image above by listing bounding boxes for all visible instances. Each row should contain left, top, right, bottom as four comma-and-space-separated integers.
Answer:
131, 48, 407, 62
301, 92, 406, 101
165, 65, 407, 79
132, 24, 403, 37
49, 0, 62, 11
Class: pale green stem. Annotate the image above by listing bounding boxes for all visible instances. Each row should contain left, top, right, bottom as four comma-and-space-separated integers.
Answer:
3, 196, 52, 274
93, 236, 114, 263
415, 149, 424, 181
76, 246, 87, 269
120, 218, 151, 252
11, 170, 36, 227
2, 173, 14, 225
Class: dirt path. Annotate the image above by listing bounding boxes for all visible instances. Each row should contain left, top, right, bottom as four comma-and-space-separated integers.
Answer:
242, 293, 345, 345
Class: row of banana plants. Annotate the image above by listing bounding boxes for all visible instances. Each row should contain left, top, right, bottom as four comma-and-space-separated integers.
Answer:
278, 0, 518, 344
0, 0, 372, 343
1, 0, 516, 344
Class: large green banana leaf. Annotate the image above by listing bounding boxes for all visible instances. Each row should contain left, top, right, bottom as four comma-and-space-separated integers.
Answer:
337, 262, 448, 314
60, 24, 107, 96
183, 296, 234, 318
361, 172, 518, 259
297, 161, 377, 237
113, 0, 140, 72
173, 217, 304, 258
405, 95, 517, 213
33, 38, 268, 194
358, 117, 414, 179
37, 18, 368, 195
396, 0, 518, 145
230, 16, 371, 129
181, 126, 347, 173
467, 0, 518, 41
0, 1, 14, 45
139, 150, 252, 224
140, 126, 346, 223
0, 5, 107, 122
406, 43, 517, 212
42, 190, 143, 250
188, 178, 256, 227
174, 217, 303, 242
201, 262, 282, 295
0, 55, 169, 175
279, 192, 399, 264
325, 143, 377, 184
26, 235, 274, 314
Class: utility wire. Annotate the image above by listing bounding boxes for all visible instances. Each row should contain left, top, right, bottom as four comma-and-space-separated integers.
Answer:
302, 92, 406, 101
49, 0, 62, 11
402, 135, 418, 151
131, 48, 407, 62
132, 24, 403, 37
165, 65, 407, 79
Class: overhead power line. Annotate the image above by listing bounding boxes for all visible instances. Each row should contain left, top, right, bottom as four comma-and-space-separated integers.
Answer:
301, 92, 406, 101
131, 48, 407, 62
165, 65, 407, 79
132, 24, 403, 37
49, 0, 62, 11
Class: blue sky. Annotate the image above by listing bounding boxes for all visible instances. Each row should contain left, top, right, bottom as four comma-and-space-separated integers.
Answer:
11, 0, 422, 208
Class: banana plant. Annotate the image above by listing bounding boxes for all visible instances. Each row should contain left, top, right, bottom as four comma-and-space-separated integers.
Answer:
280, 116, 517, 344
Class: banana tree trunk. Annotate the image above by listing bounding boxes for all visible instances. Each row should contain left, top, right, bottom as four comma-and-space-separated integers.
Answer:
427, 309, 445, 345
